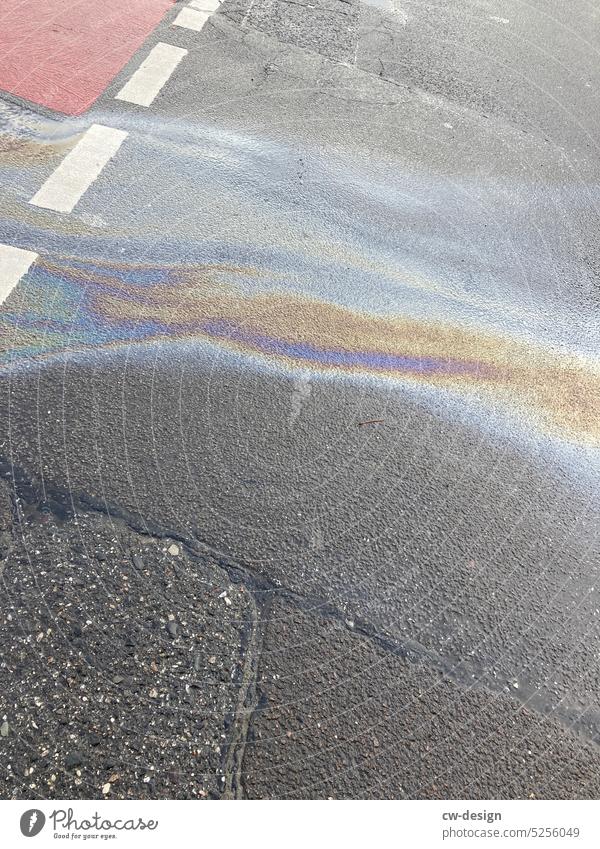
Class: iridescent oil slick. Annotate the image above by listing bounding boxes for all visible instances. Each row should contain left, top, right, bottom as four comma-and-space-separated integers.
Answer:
1, 254, 598, 451
0, 112, 598, 459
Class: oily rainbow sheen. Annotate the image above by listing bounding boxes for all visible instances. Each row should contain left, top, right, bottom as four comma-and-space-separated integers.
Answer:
1, 256, 598, 448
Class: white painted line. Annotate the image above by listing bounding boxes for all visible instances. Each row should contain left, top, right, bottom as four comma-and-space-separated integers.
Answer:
172, 7, 210, 31
189, 0, 220, 11
30, 124, 128, 214
115, 42, 188, 107
0, 244, 38, 304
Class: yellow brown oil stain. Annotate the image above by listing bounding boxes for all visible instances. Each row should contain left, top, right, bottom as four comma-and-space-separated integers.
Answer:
93, 277, 600, 447
0, 132, 74, 165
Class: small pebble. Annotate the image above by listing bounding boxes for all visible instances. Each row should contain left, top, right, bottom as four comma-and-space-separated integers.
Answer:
168, 544, 179, 556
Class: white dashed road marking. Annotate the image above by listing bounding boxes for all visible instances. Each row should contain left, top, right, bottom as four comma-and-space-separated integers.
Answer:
116, 42, 188, 107
0, 245, 38, 304
173, 7, 210, 31
30, 124, 128, 214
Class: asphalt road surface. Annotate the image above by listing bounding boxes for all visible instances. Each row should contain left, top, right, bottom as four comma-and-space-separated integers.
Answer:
0, 0, 599, 799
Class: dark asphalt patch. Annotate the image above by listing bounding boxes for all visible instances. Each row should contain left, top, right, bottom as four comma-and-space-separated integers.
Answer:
0, 481, 254, 800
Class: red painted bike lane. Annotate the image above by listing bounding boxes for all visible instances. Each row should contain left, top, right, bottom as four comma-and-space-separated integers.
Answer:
0, 0, 175, 115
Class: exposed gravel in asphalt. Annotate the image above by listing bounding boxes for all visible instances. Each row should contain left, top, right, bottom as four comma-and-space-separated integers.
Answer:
224, 0, 360, 64
0, 477, 254, 800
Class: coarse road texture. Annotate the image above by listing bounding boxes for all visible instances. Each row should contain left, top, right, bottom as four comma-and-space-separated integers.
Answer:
1, 0, 600, 799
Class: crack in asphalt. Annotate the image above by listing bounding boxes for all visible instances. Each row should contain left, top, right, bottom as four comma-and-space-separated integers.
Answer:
222, 588, 263, 798
4, 452, 600, 755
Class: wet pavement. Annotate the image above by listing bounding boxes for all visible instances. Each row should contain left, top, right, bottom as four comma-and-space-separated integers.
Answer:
1, 0, 599, 798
